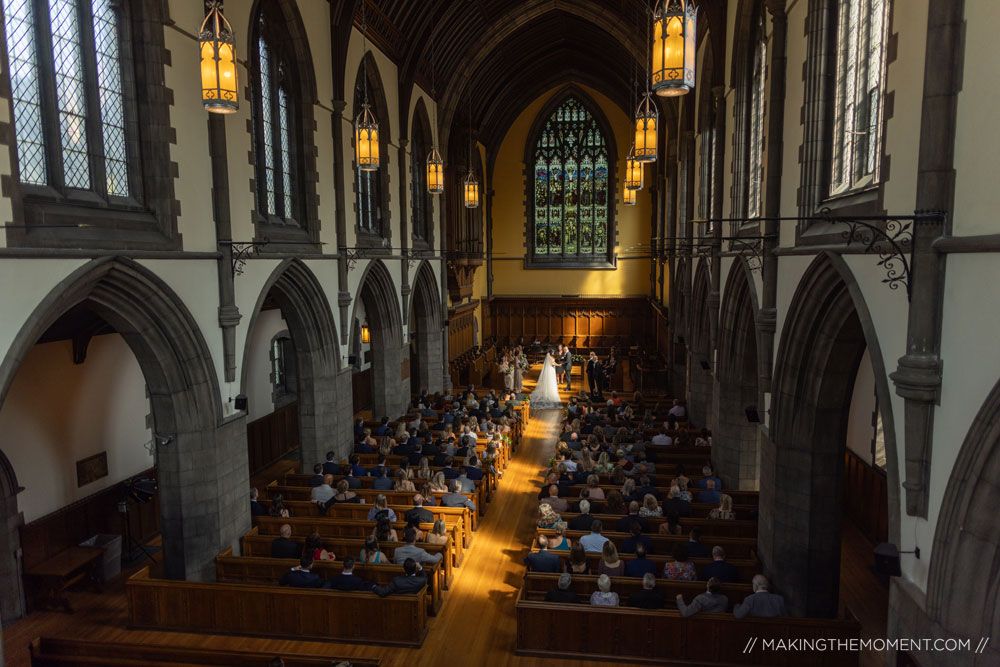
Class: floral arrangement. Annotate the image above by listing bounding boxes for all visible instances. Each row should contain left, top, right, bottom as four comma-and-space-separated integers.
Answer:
499, 361, 512, 375
518, 356, 529, 370
572, 354, 585, 364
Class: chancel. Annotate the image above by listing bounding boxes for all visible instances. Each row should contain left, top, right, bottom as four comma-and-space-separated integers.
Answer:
0, 1, 995, 666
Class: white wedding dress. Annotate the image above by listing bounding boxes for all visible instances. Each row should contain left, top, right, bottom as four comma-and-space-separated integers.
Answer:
530, 352, 563, 409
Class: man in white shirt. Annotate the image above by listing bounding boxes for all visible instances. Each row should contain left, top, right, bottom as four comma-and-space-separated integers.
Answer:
579, 519, 610, 552
311, 474, 335, 503
651, 428, 673, 446
667, 399, 687, 419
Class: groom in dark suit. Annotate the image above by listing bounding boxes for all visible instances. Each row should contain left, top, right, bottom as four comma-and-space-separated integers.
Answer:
586, 351, 602, 396
562, 344, 574, 391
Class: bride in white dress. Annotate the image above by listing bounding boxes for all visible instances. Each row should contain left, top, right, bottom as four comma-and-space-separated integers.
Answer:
530, 350, 563, 409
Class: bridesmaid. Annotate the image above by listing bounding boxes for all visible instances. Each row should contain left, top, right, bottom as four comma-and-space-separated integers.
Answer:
502, 354, 515, 392
513, 345, 526, 393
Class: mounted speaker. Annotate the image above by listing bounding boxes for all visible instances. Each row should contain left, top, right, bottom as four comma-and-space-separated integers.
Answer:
699, 360, 710, 371
745, 406, 760, 423
234, 395, 248, 411
873, 542, 902, 577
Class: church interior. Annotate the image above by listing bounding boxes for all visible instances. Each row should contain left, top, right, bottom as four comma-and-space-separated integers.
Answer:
0, 0, 996, 665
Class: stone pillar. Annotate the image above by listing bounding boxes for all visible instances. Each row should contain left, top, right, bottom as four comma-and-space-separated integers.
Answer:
332, 99, 352, 346
0, 493, 25, 623
208, 114, 241, 383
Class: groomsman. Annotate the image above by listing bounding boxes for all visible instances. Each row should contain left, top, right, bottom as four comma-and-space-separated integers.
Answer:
586, 351, 602, 396
563, 344, 574, 391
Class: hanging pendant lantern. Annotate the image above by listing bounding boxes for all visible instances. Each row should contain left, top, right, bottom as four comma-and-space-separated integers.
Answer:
355, 104, 380, 171
652, 0, 698, 97
634, 93, 659, 162
361, 320, 371, 344
623, 186, 637, 206
199, 2, 238, 114
625, 144, 644, 190
426, 147, 444, 194
463, 170, 480, 208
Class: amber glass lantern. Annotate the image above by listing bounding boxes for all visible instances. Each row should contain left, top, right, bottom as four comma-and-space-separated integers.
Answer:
623, 186, 637, 206
634, 93, 658, 162
652, 0, 698, 97
200, 2, 238, 113
625, 144, 644, 190
427, 147, 444, 194
463, 171, 480, 208
355, 104, 380, 171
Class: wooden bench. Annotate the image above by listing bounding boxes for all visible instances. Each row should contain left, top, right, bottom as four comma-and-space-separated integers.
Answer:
256, 498, 473, 548
569, 495, 758, 519
284, 469, 491, 512
520, 571, 753, 610
242, 527, 453, 587
532, 546, 760, 583
515, 587, 860, 665
215, 546, 442, 616
126, 566, 428, 647
555, 511, 758, 538
534, 527, 758, 560
28, 636, 380, 666
23, 545, 105, 613
253, 514, 462, 569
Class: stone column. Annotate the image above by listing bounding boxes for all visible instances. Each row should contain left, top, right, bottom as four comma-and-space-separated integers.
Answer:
208, 113, 241, 383
332, 99, 352, 346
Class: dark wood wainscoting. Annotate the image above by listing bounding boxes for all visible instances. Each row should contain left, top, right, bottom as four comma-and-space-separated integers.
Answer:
352, 369, 373, 415
448, 301, 478, 361
843, 449, 888, 545
246, 402, 299, 476
488, 296, 652, 353
20, 467, 160, 572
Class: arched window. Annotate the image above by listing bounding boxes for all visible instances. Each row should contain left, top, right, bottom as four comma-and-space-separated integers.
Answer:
410, 103, 433, 243
528, 95, 613, 266
354, 57, 388, 239
3, 0, 136, 196
831, 0, 888, 192
251, 4, 300, 225
747, 25, 767, 218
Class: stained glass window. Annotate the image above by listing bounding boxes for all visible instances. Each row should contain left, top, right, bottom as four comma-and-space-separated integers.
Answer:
410, 113, 431, 241
354, 64, 383, 236
253, 11, 298, 223
747, 28, 766, 219
2, 0, 132, 195
831, 0, 888, 192
530, 97, 611, 261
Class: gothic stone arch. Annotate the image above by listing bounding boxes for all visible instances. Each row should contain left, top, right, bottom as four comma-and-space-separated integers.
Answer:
351, 259, 406, 418
409, 261, 444, 394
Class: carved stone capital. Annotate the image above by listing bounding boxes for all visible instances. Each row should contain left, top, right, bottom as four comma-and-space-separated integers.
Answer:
218, 304, 242, 328
757, 307, 777, 334
891, 353, 943, 403
338, 290, 352, 308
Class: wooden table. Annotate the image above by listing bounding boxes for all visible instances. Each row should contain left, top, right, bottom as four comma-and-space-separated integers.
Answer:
24, 545, 104, 612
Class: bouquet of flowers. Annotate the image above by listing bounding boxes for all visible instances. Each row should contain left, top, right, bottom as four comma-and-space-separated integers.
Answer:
572, 354, 585, 364
500, 361, 512, 375
518, 356, 529, 370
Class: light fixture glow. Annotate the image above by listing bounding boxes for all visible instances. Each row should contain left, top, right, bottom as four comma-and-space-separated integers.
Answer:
199, 2, 238, 114
652, 0, 698, 97
625, 144, 644, 190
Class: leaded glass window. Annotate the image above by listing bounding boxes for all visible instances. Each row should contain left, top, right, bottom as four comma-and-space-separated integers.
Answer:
747, 31, 766, 219
410, 114, 431, 242
2, 0, 132, 195
354, 66, 383, 236
530, 97, 611, 261
699, 126, 716, 234
252, 14, 298, 224
831, 0, 888, 192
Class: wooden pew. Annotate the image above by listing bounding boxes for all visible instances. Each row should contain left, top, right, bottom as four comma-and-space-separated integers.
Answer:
256, 498, 473, 548
532, 545, 760, 583
515, 588, 860, 666
574, 495, 757, 519
28, 636, 381, 666
556, 511, 758, 538
264, 484, 481, 526
520, 572, 753, 610
214, 547, 441, 616
253, 514, 462, 569
589, 485, 760, 507
241, 528, 453, 587
126, 566, 428, 647
534, 527, 758, 560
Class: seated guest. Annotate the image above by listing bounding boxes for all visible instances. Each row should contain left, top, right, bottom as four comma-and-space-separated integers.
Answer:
322, 451, 340, 477
311, 474, 335, 503
676, 577, 728, 616
441, 480, 477, 511
700, 546, 740, 583
375, 416, 391, 437
573, 489, 591, 514
598, 540, 625, 577
537, 503, 562, 529
455, 468, 476, 494
686, 527, 710, 558
404, 495, 434, 524
375, 558, 427, 597
663, 543, 697, 580
698, 479, 722, 504
419, 482, 438, 507
590, 574, 619, 606
639, 493, 662, 517
318, 479, 360, 513
696, 465, 723, 490
565, 542, 590, 575
393, 527, 443, 566
441, 457, 460, 480
328, 556, 368, 591
567, 499, 596, 531
524, 534, 561, 573
624, 543, 657, 578
270, 524, 301, 559
307, 463, 324, 487
369, 454, 391, 479
372, 466, 393, 490
278, 553, 329, 588
651, 427, 673, 446
425, 519, 449, 546
464, 459, 485, 482
627, 572, 665, 609
394, 468, 416, 493
621, 520, 654, 555
348, 454, 367, 478
584, 475, 605, 501
353, 417, 366, 441
367, 494, 397, 522
634, 476, 659, 501
579, 519, 609, 553
429, 471, 449, 493
354, 432, 374, 454
694, 428, 712, 447
708, 494, 736, 520
303, 531, 335, 562
734, 574, 788, 618
359, 536, 387, 564
667, 399, 686, 419
664, 486, 692, 518
250, 487, 266, 516
372, 516, 398, 543
545, 572, 579, 603
616, 500, 649, 533
659, 511, 682, 536
268, 494, 292, 518
539, 485, 568, 514
549, 521, 572, 551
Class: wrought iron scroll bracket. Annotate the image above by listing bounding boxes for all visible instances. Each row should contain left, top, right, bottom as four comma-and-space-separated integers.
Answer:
818, 208, 915, 300
222, 239, 269, 278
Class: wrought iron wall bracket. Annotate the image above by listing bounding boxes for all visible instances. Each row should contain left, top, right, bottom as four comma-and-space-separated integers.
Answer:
221, 239, 269, 277
345, 248, 364, 272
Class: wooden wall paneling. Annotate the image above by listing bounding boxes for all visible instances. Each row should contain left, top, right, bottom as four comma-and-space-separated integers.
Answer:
352, 370, 373, 415
842, 449, 889, 545
246, 402, 299, 475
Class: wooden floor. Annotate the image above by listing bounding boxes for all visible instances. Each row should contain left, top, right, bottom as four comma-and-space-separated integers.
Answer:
2, 368, 890, 666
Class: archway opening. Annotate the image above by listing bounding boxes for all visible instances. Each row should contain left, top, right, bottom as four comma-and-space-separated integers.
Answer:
409, 263, 443, 396
353, 261, 405, 421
